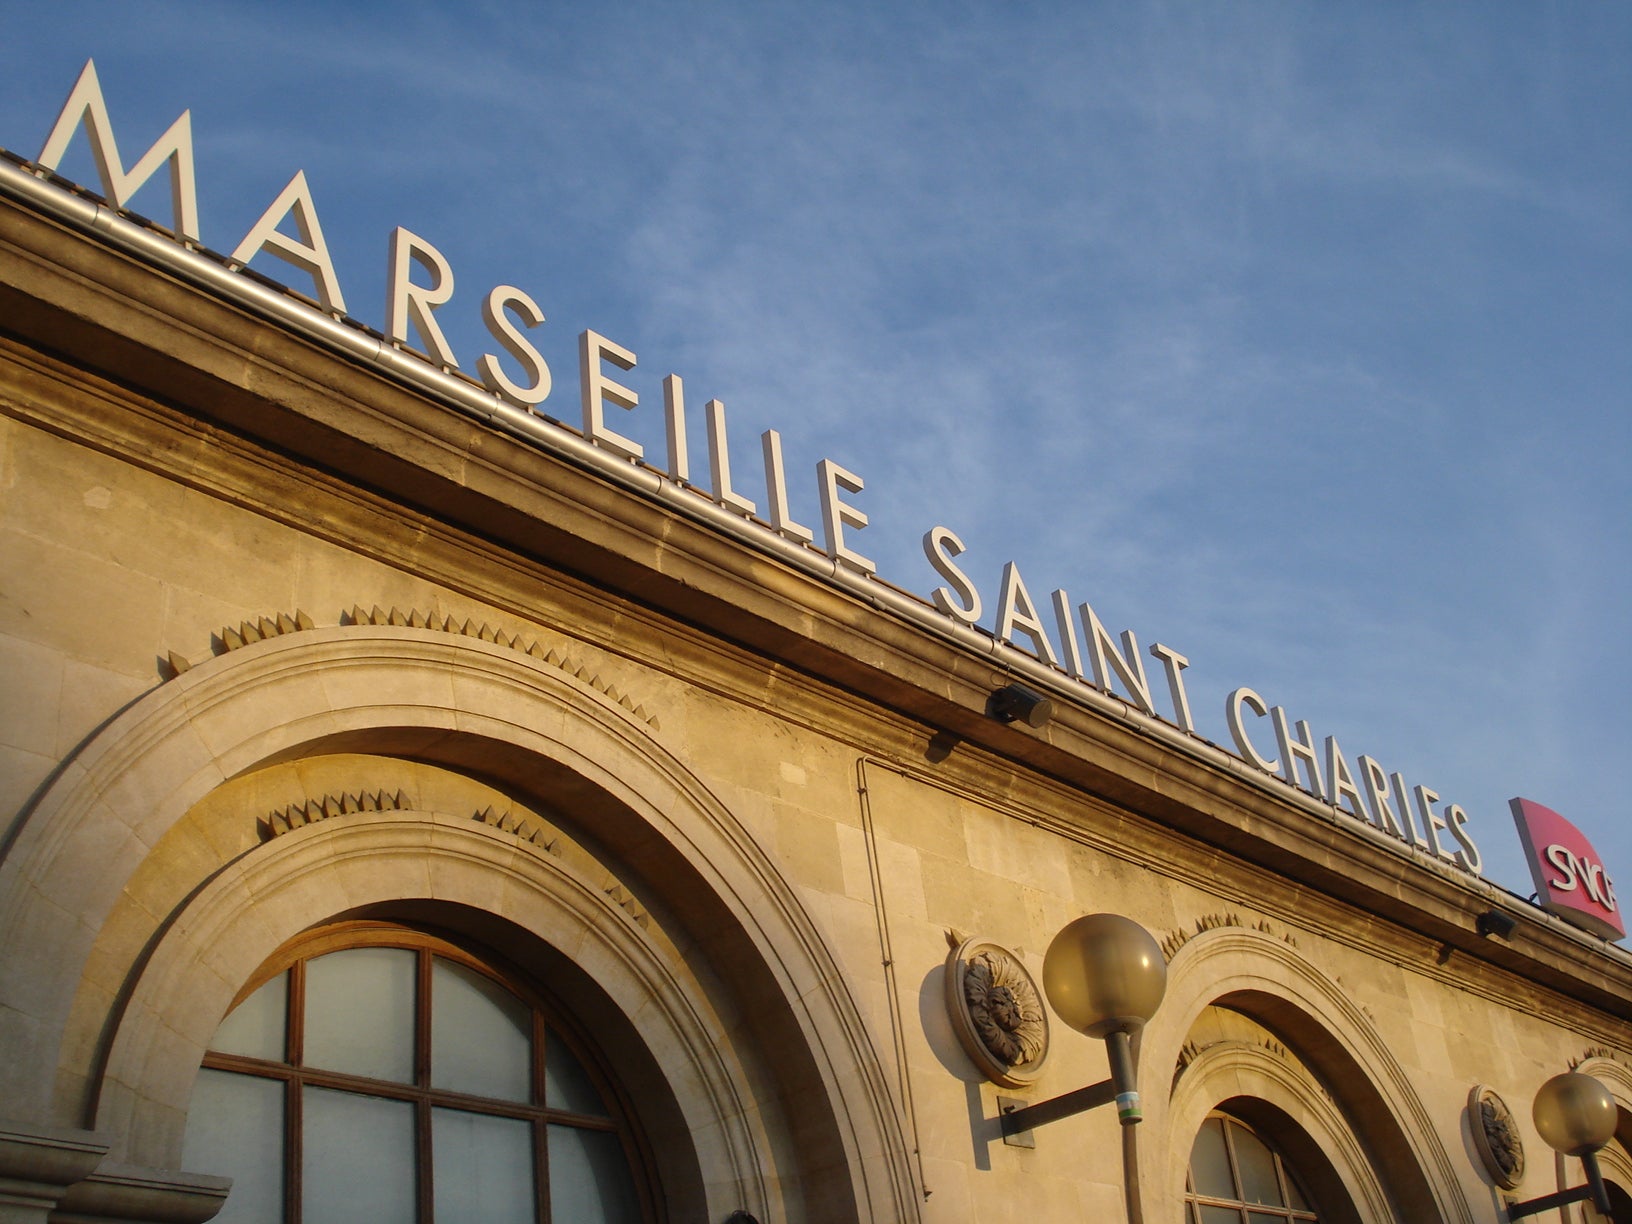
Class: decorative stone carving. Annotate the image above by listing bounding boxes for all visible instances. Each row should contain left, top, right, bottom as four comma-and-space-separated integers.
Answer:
1574, 1046, 1624, 1068
944, 932, 1049, 1087
218, 609, 315, 653
1468, 1084, 1525, 1190
475, 803, 561, 853
1174, 1035, 1289, 1082
1163, 913, 1299, 959
193, 601, 664, 730
166, 609, 315, 676
344, 605, 660, 728
604, 882, 650, 929
260, 789, 410, 840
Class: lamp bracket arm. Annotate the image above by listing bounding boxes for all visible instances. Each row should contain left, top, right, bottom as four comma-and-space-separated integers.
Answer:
1504, 1184, 1592, 1221
997, 1078, 1116, 1137
1505, 1150, 1613, 1221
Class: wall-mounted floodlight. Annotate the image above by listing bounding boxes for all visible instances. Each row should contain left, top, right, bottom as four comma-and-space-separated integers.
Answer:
1506, 1072, 1617, 1220
1476, 910, 1518, 939
989, 683, 1054, 728
997, 914, 1167, 1223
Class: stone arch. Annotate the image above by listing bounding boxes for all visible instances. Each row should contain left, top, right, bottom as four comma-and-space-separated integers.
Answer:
100, 808, 744, 1220
1597, 1146, 1632, 1219
1138, 925, 1471, 1224
0, 624, 919, 1222
1579, 1054, 1632, 1141
1576, 1055, 1632, 1211
1165, 1040, 1389, 1223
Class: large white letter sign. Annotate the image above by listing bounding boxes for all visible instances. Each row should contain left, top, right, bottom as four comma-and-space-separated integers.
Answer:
579, 330, 643, 460
664, 375, 690, 482
1079, 600, 1154, 716
1052, 590, 1085, 679
1323, 737, 1368, 821
817, 459, 874, 574
1270, 707, 1325, 800
231, 171, 348, 314
995, 563, 1059, 667
37, 60, 200, 241
1446, 805, 1481, 874
1226, 688, 1279, 774
763, 431, 814, 543
1357, 755, 1407, 840
1412, 784, 1455, 864
924, 527, 982, 624
1148, 642, 1196, 733
706, 400, 757, 516
477, 285, 551, 408
1390, 772, 1430, 851
386, 227, 459, 368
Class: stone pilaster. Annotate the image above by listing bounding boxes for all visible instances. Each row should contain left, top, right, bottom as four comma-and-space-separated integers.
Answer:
51, 1162, 229, 1224
0, 1123, 107, 1224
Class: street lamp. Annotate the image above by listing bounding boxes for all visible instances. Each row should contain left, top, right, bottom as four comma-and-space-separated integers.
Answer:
1506, 1072, 1618, 1220
998, 914, 1167, 1223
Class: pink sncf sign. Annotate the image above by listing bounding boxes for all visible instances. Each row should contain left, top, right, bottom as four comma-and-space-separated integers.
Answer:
1510, 798, 1624, 941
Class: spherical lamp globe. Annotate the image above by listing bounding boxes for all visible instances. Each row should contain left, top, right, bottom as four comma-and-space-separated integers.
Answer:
1533, 1072, 1617, 1158
1042, 914, 1167, 1040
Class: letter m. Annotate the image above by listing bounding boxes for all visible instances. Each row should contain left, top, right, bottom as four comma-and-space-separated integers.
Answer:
36, 60, 200, 242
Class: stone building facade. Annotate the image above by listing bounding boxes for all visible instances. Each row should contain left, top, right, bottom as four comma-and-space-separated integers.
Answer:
2, 120, 1631, 1223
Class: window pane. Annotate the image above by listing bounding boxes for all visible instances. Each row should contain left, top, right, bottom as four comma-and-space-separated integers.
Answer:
1232, 1124, 1283, 1205
547, 1125, 640, 1223
1190, 1116, 1235, 1198
433, 1108, 534, 1224
1285, 1169, 1312, 1211
304, 947, 416, 1082
1248, 1213, 1286, 1224
545, 1032, 609, 1117
211, 973, 287, 1061
303, 1087, 416, 1224
182, 1069, 284, 1224
1198, 1207, 1243, 1224
432, 958, 531, 1102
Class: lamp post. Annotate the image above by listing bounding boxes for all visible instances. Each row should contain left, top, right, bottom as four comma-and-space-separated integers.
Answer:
997, 914, 1167, 1224
1506, 1071, 1618, 1220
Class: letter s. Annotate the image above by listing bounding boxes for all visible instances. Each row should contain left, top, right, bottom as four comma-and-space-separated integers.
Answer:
1544, 843, 1579, 892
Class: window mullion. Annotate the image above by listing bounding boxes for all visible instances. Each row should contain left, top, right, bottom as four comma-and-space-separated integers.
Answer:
288, 962, 306, 1224
285, 1076, 303, 1224
1222, 1117, 1244, 1201
288, 963, 306, 1066
417, 949, 433, 1089
416, 1098, 434, 1224
534, 1012, 549, 1223
416, 949, 434, 1224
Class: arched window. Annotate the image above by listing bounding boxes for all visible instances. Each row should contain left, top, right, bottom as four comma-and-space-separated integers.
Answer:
182, 923, 655, 1223
1590, 1179, 1632, 1223
1186, 1113, 1320, 1223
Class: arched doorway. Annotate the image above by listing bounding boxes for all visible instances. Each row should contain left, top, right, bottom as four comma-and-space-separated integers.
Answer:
1141, 925, 1471, 1224
0, 625, 920, 1222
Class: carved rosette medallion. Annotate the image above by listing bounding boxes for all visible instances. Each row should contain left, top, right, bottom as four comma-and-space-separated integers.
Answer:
1468, 1084, 1525, 1190
944, 934, 1050, 1088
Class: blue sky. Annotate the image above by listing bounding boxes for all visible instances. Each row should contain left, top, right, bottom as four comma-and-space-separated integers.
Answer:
4, 3, 1628, 906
